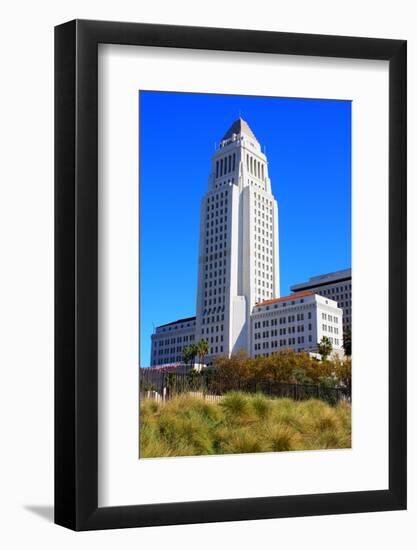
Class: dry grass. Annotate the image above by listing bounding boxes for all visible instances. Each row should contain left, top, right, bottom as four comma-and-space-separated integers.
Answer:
140, 392, 351, 458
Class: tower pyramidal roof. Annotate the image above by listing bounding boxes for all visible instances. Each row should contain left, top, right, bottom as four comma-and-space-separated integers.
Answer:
222, 117, 257, 142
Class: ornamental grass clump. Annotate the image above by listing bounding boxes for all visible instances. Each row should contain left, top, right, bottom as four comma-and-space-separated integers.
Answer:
218, 427, 267, 454
220, 391, 251, 420
262, 422, 300, 452
251, 393, 272, 419
139, 392, 351, 458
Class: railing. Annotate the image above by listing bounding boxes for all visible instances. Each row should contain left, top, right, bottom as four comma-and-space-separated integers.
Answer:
139, 369, 351, 406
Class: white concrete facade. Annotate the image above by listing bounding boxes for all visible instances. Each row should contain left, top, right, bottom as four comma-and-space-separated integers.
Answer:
150, 316, 196, 366
290, 269, 352, 333
148, 119, 346, 367
251, 291, 344, 357
194, 118, 280, 361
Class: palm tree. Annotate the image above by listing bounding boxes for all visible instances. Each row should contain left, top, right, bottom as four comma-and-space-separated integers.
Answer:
188, 343, 199, 368
318, 336, 333, 361
196, 339, 209, 366
182, 346, 193, 367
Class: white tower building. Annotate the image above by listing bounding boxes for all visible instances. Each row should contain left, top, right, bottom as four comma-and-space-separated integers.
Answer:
195, 118, 280, 362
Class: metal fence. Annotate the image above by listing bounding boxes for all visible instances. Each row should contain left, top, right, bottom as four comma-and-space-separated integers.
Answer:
139, 369, 351, 406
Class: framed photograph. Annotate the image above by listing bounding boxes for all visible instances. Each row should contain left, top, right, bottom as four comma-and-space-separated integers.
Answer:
55, 20, 406, 530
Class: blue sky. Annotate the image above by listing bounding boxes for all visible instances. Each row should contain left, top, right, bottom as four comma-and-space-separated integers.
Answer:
139, 91, 351, 366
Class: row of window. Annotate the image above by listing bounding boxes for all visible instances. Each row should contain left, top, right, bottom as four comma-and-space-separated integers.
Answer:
246, 154, 265, 181
255, 216, 273, 226
322, 325, 339, 334
204, 250, 228, 265
206, 205, 227, 218
206, 233, 227, 246
254, 336, 311, 351
156, 333, 195, 347
255, 221, 273, 234
321, 313, 339, 323
257, 268, 273, 278
205, 278, 226, 288
208, 190, 228, 201
206, 214, 227, 227
256, 293, 273, 302
205, 258, 226, 271
254, 194, 273, 205
202, 326, 224, 336
254, 225, 272, 238
206, 243, 227, 254
202, 314, 225, 324
215, 154, 236, 178
322, 283, 351, 292
204, 297, 226, 307
205, 272, 226, 283
205, 197, 228, 256
253, 239, 272, 252
215, 178, 234, 189
255, 242, 273, 253
255, 297, 309, 312
319, 286, 351, 299
204, 287, 226, 298
202, 305, 225, 316
250, 180, 266, 191
207, 208, 228, 218
255, 204, 273, 214
154, 339, 195, 358
255, 252, 273, 265
157, 347, 182, 356
256, 280, 273, 289
254, 324, 311, 340
253, 313, 312, 329
153, 344, 224, 364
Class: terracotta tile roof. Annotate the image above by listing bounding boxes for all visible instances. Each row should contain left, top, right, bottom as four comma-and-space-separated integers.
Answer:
254, 290, 315, 308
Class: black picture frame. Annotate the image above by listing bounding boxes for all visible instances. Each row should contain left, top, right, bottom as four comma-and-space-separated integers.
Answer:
55, 19, 407, 531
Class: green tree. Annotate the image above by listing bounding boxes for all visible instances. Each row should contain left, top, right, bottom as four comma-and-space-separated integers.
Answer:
182, 345, 193, 367
318, 336, 333, 361
335, 356, 352, 390
211, 348, 350, 390
343, 329, 352, 356
196, 339, 209, 366
188, 343, 199, 367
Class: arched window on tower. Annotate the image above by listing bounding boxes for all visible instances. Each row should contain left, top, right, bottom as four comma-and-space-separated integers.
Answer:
232, 153, 236, 171
220, 158, 223, 177
246, 154, 249, 171
216, 161, 219, 178
261, 164, 264, 180
228, 155, 232, 173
